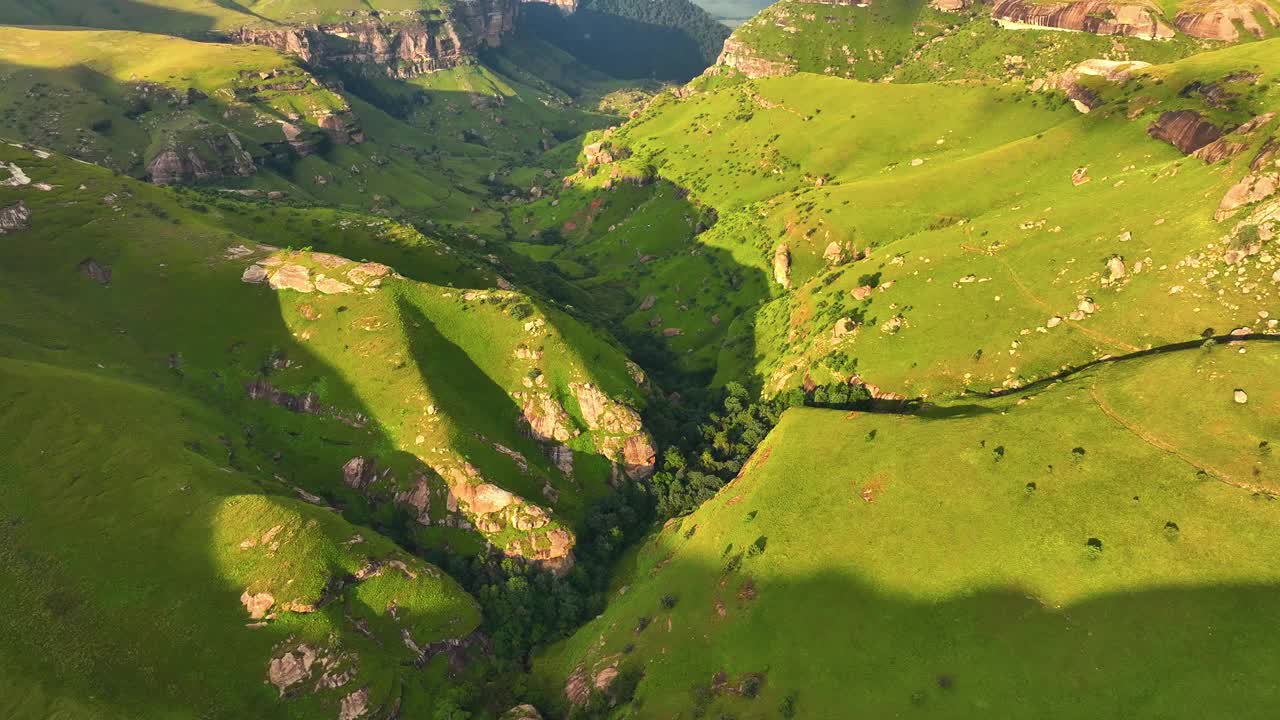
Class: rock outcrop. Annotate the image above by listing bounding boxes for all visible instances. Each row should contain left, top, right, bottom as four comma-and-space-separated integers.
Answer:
717, 38, 796, 78
1174, 0, 1280, 41
1147, 110, 1226, 155
773, 244, 792, 288
231, 2, 517, 79
147, 133, 255, 186
0, 201, 30, 233
991, 0, 1175, 39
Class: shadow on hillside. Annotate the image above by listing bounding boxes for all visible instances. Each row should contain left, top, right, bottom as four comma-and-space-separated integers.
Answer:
518, 4, 718, 82
0, 153, 481, 716
494, 174, 773, 400
541, 555, 1280, 717
0, 0, 223, 33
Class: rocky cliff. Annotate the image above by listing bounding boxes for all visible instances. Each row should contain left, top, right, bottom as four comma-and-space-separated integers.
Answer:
1174, 0, 1280, 41
990, 0, 1176, 40
231, 2, 518, 78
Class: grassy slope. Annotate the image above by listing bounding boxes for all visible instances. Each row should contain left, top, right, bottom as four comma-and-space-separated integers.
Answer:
726, 0, 1205, 81
537, 340, 1280, 718
0, 141, 647, 716
577, 40, 1280, 397
0, 0, 447, 32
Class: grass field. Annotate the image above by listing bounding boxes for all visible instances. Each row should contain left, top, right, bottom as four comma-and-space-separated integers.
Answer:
536, 340, 1280, 718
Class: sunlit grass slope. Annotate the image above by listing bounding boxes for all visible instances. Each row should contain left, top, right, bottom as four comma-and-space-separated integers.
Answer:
538, 340, 1280, 718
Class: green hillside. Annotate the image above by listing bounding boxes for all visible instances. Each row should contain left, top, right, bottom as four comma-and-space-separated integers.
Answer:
537, 340, 1280, 718
516, 40, 1280, 401
0, 140, 656, 717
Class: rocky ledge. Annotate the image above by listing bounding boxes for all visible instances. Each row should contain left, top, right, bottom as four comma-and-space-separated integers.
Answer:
231, 1, 518, 78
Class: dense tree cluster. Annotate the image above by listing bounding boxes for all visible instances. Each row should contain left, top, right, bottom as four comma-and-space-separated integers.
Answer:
648, 381, 870, 517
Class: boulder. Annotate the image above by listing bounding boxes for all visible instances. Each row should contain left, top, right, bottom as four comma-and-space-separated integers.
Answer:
0, 200, 31, 233
1234, 389, 1249, 404
823, 241, 845, 265
1071, 167, 1090, 186
773, 244, 791, 288
241, 264, 269, 284
1104, 256, 1126, 282
78, 257, 111, 285
240, 591, 275, 619
639, 294, 657, 311
833, 317, 859, 338
1216, 173, 1279, 221
268, 644, 317, 695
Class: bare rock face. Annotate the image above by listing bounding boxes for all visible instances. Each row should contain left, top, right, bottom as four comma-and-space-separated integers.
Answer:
930, 0, 969, 10
241, 591, 276, 619
0, 200, 30, 233
520, 392, 576, 443
338, 687, 369, 720
622, 433, 657, 481
268, 264, 315, 293
231, 2, 517, 79
1148, 111, 1226, 156
991, 0, 1175, 39
146, 133, 255, 186
565, 665, 591, 706
268, 644, 317, 695
572, 383, 643, 434
395, 473, 433, 525
773, 244, 791, 288
1175, 0, 1280, 40
717, 38, 796, 78
1216, 173, 1279, 220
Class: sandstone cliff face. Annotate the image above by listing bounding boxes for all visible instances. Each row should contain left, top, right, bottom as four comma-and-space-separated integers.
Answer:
231, 2, 517, 78
1174, 0, 1280, 41
991, 0, 1176, 40
717, 38, 796, 79
1148, 110, 1227, 155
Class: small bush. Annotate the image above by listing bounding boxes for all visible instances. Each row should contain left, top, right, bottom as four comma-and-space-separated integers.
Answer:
660, 594, 678, 610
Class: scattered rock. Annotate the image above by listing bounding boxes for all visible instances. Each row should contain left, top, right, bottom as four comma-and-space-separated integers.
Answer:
78, 257, 111, 285
1234, 388, 1249, 404
0, 201, 31, 233
242, 264, 269, 283
338, 687, 369, 720
268, 644, 317, 695
240, 590, 275, 619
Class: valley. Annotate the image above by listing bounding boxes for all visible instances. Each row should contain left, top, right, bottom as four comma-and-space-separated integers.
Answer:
2, 0, 1280, 718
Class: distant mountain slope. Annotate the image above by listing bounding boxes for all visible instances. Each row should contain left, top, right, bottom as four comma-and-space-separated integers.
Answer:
714, 0, 1277, 82
537, 340, 1280, 718
0, 26, 615, 225
520, 0, 731, 80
